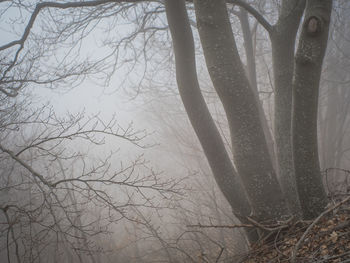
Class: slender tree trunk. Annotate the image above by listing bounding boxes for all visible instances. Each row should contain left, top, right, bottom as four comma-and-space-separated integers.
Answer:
239, 8, 276, 171
271, 0, 305, 216
164, 0, 254, 231
292, 0, 332, 219
194, 0, 288, 221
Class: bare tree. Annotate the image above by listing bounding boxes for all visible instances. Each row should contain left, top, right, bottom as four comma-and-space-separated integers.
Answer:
0, 0, 339, 247
0, 91, 182, 262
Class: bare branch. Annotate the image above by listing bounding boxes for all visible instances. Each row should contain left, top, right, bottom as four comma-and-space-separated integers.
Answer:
226, 0, 272, 33
187, 223, 255, 229
0, 0, 147, 52
0, 144, 53, 187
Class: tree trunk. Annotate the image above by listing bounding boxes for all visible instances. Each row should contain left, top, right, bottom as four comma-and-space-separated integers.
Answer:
164, 0, 253, 230
271, 0, 305, 217
239, 8, 276, 171
292, 0, 332, 219
194, 0, 288, 221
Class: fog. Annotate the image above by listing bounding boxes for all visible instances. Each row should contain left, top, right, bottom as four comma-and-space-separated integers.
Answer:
1, 1, 349, 263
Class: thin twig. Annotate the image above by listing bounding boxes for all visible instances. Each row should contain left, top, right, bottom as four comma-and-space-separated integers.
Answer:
188, 216, 294, 231
215, 247, 224, 263
187, 223, 255, 229
246, 216, 294, 232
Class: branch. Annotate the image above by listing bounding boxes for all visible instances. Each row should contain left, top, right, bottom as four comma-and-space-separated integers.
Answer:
246, 216, 294, 232
187, 223, 255, 229
0, 144, 53, 187
226, 0, 272, 33
0, 0, 147, 52
187, 216, 294, 231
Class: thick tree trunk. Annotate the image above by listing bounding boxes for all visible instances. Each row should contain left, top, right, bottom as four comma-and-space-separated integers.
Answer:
292, 0, 332, 219
271, 0, 305, 217
194, 0, 288, 221
164, 0, 253, 230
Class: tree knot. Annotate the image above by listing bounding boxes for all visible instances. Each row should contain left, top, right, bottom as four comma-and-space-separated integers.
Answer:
305, 16, 322, 36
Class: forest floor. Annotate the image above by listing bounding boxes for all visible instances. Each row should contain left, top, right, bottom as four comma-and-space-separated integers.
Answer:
239, 196, 350, 263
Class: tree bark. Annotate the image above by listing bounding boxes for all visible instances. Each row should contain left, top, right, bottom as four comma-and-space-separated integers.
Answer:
239, 8, 276, 171
194, 0, 288, 221
164, 0, 253, 229
292, 0, 332, 219
271, 0, 305, 217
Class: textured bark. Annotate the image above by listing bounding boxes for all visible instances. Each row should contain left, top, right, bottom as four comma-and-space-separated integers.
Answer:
239, 9, 276, 171
239, 9, 257, 92
164, 0, 253, 228
271, 0, 305, 217
194, 0, 288, 221
292, 0, 332, 219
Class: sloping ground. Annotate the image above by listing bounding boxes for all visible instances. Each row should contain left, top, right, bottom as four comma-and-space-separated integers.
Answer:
239, 196, 350, 263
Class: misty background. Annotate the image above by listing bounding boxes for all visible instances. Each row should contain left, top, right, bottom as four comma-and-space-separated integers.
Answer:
0, 1, 349, 262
